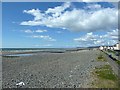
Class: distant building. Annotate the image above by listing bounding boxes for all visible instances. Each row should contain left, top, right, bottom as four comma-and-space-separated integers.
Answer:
107, 46, 110, 50
113, 43, 120, 50
104, 46, 107, 50
99, 42, 120, 50
99, 46, 104, 50
110, 47, 114, 50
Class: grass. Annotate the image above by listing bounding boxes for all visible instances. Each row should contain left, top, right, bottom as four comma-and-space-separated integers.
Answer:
105, 50, 120, 66
95, 65, 117, 80
116, 60, 120, 66
107, 49, 116, 54
97, 54, 107, 62
97, 54, 103, 59
91, 65, 118, 88
107, 50, 120, 56
93, 51, 119, 88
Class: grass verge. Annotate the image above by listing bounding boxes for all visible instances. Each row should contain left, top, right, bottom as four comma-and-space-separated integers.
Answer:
91, 65, 118, 88
95, 65, 117, 80
107, 50, 116, 54
116, 60, 120, 66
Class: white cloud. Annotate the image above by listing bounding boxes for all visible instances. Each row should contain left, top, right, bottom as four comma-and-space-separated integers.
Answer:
24, 29, 47, 33
35, 30, 47, 33
21, 21, 42, 26
20, 3, 118, 32
85, 4, 101, 9
74, 32, 98, 42
74, 29, 118, 46
45, 2, 71, 17
24, 30, 33, 33
23, 9, 44, 21
31, 35, 56, 41
106, 29, 119, 40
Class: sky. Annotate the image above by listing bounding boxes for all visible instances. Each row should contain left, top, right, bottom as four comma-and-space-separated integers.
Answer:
2, 2, 118, 48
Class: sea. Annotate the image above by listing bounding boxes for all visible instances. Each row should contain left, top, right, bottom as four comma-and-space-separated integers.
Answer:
1, 48, 80, 56
2, 48, 73, 52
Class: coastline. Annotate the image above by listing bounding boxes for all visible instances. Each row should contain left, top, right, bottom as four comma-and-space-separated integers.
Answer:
1, 48, 85, 56
2, 49, 107, 88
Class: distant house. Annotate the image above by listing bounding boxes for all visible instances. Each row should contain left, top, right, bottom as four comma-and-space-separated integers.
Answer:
107, 46, 110, 50
99, 42, 120, 51
113, 43, 120, 50
99, 46, 107, 50
99, 46, 104, 50
104, 46, 107, 50
110, 47, 114, 50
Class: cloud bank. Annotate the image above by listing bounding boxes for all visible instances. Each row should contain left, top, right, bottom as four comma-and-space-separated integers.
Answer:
74, 29, 118, 46
20, 2, 118, 32
20, 2, 118, 47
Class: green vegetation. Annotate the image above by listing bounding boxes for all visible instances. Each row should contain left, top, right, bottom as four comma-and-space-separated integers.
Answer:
94, 51, 119, 88
91, 65, 118, 88
98, 54, 103, 59
95, 65, 117, 80
106, 50, 120, 66
97, 54, 107, 62
116, 60, 120, 66
107, 49, 116, 54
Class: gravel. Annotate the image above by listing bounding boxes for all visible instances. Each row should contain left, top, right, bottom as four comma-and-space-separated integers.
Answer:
2, 50, 107, 88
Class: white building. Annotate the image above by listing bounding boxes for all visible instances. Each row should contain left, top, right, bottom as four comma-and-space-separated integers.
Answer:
99, 46, 104, 50
99, 42, 120, 50
113, 43, 120, 50
110, 47, 114, 50
107, 46, 110, 50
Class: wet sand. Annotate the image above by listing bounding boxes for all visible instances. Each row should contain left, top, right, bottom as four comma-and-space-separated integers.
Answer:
2, 50, 107, 88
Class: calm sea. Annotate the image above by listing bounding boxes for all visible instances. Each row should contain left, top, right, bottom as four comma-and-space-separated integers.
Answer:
2, 48, 77, 52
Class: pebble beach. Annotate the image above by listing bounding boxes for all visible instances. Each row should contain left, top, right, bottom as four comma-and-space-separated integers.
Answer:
2, 49, 107, 88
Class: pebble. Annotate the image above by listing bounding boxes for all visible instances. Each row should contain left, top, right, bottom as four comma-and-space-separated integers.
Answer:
3, 50, 108, 88
69, 75, 72, 77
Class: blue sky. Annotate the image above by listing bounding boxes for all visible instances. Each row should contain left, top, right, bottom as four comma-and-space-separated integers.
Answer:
2, 2, 118, 48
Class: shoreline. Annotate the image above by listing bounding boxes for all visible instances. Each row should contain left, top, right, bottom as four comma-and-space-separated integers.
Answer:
1, 49, 88, 56
2, 49, 107, 88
